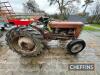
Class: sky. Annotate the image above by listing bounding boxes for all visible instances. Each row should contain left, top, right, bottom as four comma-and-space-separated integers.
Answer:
0, 0, 96, 14
0, 0, 59, 14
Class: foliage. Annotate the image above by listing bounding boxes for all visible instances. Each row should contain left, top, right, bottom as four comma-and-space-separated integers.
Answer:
48, 0, 79, 20
87, 15, 100, 24
91, 24, 100, 27
49, 14, 68, 20
23, 0, 40, 13
86, 0, 100, 24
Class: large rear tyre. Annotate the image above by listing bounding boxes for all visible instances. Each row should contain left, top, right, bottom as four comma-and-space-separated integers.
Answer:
66, 39, 86, 54
6, 27, 44, 57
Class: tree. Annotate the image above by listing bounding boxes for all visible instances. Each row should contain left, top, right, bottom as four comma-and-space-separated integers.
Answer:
48, 0, 80, 20
90, 0, 100, 24
83, 0, 94, 14
23, 0, 40, 13
66, 5, 79, 16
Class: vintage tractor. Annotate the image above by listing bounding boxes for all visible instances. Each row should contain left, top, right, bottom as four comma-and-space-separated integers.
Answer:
6, 17, 86, 56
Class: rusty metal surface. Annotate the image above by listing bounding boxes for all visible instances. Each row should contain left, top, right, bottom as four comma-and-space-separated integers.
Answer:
49, 21, 83, 29
50, 21, 83, 25
0, 31, 100, 75
49, 21, 83, 38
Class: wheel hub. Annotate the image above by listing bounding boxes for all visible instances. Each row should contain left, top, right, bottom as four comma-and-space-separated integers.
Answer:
18, 37, 35, 51
71, 44, 83, 53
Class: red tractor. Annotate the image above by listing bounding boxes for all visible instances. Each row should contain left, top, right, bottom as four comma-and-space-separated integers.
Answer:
6, 17, 86, 56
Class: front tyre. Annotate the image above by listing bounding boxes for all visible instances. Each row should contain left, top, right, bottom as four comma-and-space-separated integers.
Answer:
66, 39, 86, 54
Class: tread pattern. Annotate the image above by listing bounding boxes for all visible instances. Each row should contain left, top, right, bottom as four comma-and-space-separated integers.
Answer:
6, 27, 44, 57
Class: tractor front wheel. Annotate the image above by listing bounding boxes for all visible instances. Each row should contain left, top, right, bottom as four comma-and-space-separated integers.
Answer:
66, 39, 86, 54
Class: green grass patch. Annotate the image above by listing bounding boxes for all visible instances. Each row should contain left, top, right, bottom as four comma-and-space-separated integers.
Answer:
83, 26, 96, 31
91, 24, 100, 28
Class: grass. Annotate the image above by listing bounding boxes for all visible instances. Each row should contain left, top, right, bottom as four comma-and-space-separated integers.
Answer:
91, 24, 100, 28
83, 24, 100, 31
83, 26, 96, 31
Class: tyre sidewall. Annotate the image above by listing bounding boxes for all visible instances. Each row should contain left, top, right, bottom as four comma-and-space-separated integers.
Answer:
67, 39, 86, 54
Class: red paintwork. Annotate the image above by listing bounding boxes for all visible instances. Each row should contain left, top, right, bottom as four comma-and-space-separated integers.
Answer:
8, 19, 32, 26
8, 16, 41, 27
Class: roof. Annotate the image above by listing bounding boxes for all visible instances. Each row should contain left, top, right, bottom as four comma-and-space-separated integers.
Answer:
68, 15, 87, 23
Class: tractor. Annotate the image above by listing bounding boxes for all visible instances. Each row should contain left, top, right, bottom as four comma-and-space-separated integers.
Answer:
6, 17, 86, 56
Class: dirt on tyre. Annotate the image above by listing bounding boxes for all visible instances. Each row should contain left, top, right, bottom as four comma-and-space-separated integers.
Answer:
6, 27, 44, 57
66, 39, 86, 54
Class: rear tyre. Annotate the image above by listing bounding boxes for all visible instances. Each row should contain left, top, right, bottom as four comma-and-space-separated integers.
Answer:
66, 39, 86, 54
6, 27, 44, 57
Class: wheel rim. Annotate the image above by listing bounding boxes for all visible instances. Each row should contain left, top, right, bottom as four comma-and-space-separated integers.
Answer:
71, 43, 83, 53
